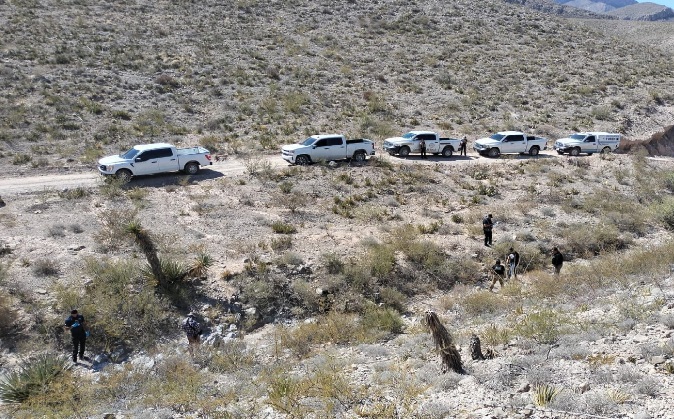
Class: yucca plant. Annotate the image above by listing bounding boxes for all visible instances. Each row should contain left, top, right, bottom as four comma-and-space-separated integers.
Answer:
533, 384, 560, 407
0, 354, 71, 404
187, 252, 212, 278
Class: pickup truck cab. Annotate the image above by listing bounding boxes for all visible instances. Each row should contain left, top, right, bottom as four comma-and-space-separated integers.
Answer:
554, 132, 621, 156
98, 143, 212, 182
473, 131, 547, 158
383, 131, 460, 157
281, 134, 375, 165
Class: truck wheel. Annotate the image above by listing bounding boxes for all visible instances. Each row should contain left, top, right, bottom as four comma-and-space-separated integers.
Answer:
184, 162, 200, 175
529, 146, 540, 156
601, 147, 611, 154
115, 169, 132, 183
352, 151, 366, 163
569, 147, 580, 157
442, 146, 453, 157
488, 148, 500, 158
399, 146, 410, 157
295, 155, 310, 165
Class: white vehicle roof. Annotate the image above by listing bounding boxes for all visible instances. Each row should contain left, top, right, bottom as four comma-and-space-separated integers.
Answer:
134, 143, 174, 151
310, 134, 343, 140
407, 130, 438, 135
495, 131, 525, 135
574, 132, 620, 136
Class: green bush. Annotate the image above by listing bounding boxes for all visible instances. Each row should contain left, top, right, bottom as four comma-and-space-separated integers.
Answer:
514, 309, 567, 345
562, 222, 628, 257
322, 253, 345, 275
55, 258, 173, 352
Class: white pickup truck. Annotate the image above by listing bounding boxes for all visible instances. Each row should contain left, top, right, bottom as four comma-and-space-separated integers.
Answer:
281, 134, 375, 165
383, 131, 460, 157
98, 143, 212, 182
473, 131, 547, 158
553, 132, 621, 156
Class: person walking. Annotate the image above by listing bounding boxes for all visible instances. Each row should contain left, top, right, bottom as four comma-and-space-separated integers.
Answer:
64, 309, 88, 363
506, 247, 520, 279
419, 137, 427, 159
181, 312, 203, 355
489, 259, 506, 291
459, 136, 468, 156
551, 247, 564, 275
482, 214, 493, 247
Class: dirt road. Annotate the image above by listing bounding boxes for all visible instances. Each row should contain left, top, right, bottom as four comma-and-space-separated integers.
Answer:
0, 150, 568, 195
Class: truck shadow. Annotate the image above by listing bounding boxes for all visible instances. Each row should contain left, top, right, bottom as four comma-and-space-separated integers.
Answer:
394, 155, 478, 161
124, 168, 225, 188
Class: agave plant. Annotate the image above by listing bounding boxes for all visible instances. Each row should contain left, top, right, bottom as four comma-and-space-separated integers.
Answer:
0, 354, 72, 404
533, 384, 560, 407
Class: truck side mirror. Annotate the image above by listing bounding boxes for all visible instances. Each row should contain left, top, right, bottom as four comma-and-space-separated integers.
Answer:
135, 157, 142, 162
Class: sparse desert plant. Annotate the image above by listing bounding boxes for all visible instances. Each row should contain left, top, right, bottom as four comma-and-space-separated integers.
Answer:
461, 290, 511, 317
514, 309, 566, 345
533, 384, 560, 407
322, 253, 344, 275
32, 258, 59, 277
0, 354, 72, 404
271, 221, 297, 234
0, 290, 18, 337
47, 224, 67, 238
57, 187, 89, 200
271, 236, 293, 252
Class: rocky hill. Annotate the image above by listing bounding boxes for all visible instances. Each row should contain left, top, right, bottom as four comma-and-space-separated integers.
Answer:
606, 1, 674, 19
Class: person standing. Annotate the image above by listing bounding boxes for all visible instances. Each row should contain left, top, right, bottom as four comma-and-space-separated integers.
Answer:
489, 259, 506, 291
419, 137, 427, 159
459, 136, 468, 156
482, 214, 493, 247
181, 312, 203, 355
506, 247, 520, 279
64, 309, 87, 363
552, 247, 564, 275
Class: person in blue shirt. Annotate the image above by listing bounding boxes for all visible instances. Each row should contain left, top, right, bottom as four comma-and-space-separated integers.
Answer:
64, 309, 87, 363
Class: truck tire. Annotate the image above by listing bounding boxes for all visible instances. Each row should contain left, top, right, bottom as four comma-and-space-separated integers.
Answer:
352, 151, 366, 163
601, 147, 611, 154
184, 162, 200, 175
488, 148, 500, 158
528, 146, 540, 156
115, 169, 132, 183
399, 146, 410, 157
442, 146, 453, 157
295, 155, 310, 165
569, 147, 580, 157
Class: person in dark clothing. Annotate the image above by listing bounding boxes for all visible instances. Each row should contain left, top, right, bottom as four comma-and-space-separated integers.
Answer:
419, 138, 427, 159
64, 309, 87, 363
459, 136, 468, 156
506, 247, 520, 279
482, 214, 493, 247
490, 259, 506, 291
552, 247, 564, 275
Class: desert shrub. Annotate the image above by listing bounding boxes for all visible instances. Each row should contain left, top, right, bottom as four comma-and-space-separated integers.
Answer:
0, 354, 72, 404
57, 187, 89, 200
364, 243, 396, 279
656, 197, 674, 230
322, 253, 345, 275
461, 291, 512, 317
32, 258, 59, 277
562, 222, 628, 257
361, 306, 404, 335
270, 236, 292, 252
271, 221, 297, 234
533, 384, 560, 407
54, 258, 173, 352
193, 340, 255, 373
276, 251, 303, 266
378, 287, 407, 313
481, 324, 512, 346
47, 224, 66, 238
0, 290, 18, 337
514, 309, 567, 345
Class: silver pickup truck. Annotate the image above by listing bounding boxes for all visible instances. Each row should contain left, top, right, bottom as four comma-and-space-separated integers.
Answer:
473, 131, 547, 158
98, 143, 212, 182
554, 132, 621, 156
383, 131, 460, 157
281, 134, 375, 165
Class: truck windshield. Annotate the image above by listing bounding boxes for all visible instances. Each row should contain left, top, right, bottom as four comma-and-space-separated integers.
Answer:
120, 148, 140, 159
401, 132, 416, 139
300, 137, 317, 146
569, 134, 586, 140
489, 134, 505, 141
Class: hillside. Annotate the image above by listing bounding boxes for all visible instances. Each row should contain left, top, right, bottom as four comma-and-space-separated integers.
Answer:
1, 0, 673, 178
2, 0, 674, 418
